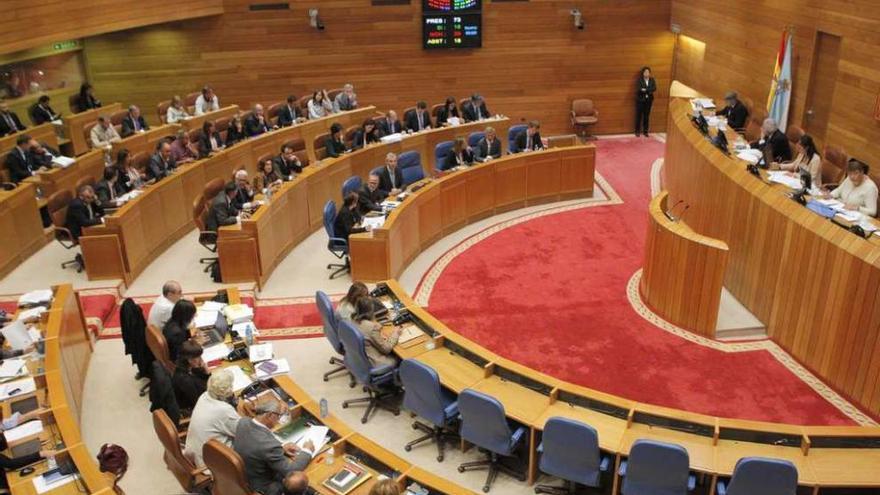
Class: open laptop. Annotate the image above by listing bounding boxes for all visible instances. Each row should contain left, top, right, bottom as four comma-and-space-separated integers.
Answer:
201, 312, 230, 346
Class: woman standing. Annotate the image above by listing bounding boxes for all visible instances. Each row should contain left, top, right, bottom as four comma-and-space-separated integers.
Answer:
635, 66, 656, 137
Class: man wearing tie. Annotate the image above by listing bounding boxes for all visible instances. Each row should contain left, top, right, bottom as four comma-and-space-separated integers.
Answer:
0, 101, 26, 136
514, 121, 544, 153
462, 94, 490, 123
405, 101, 432, 133
5, 135, 46, 184
147, 141, 177, 182
30, 95, 61, 125
120, 105, 149, 137
205, 182, 246, 233
277, 95, 304, 127
378, 152, 404, 196
65, 184, 105, 241
94, 167, 120, 206
379, 110, 402, 135
475, 127, 502, 162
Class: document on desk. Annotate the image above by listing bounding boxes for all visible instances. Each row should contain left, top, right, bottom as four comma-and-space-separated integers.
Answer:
51, 156, 75, 168
227, 366, 254, 392
248, 343, 274, 363
5, 419, 42, 442
835, 210, 862, 223
362, 216, 385, 230
16, 307, 46, 321
33, 473, 78, 494
767, 171, 803, 189
193, 310, 219, 329
2, 320, 34, 351
0, 377, 37, 401
736, 149, 763, 164
296, 425, 330, 453
18, 290, 53, 307
201, 301, 227, 312
0, 359, 27, 379
691, 98, 716, 110
202, 343, 231, 364
397, 325, 424, 346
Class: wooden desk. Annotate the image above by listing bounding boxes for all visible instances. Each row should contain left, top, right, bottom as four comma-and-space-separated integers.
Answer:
179, 105, 240, 132
350, 144, 595, 282
111, 124, 179, 157
0, 183, 47, 279
30, 149, 106, 198
0, 124, 58, 156
62, 103, 122, 156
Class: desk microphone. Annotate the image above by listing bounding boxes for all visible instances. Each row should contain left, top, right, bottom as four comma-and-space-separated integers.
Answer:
663, 199, 684, 221
671, 204, 690, 223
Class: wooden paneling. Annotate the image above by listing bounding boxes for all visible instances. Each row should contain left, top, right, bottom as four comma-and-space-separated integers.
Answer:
83, 0, 674, 135
671, 0, 880, 159
0, 184, 47, 279
0, 0, 224, 54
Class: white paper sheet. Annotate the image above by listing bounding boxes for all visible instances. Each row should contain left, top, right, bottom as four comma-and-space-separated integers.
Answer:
16, 307, 46, 321
202, 343, 231, 364
2, 320, 35, 350
227, 366, 254, 392
33, 472, 78, 494
0, 359, 27, 379
296, 425, 330, 454
201, 301, 227, 312
4, 419, 42, 442
248, 343, 273, 363
17, 290, 53, 307
0, 377, 37, 400
767, 171, 803, 189
362, 216, 385, 230
193, 310, 219, 329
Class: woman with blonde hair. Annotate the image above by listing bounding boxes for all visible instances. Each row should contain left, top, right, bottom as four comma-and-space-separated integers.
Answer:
369, 479, 401, 495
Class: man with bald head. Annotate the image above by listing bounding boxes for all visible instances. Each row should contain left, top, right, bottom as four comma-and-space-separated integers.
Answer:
750, 117, 791, 164
245, 104, 273, 137
234, 400, 314, 495
147, 140, 177, 182
148, 281, 182, 329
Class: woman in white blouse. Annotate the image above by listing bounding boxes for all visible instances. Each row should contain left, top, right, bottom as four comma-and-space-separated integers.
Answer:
165, 95, 191, 123
775, 134, 822, 188
825, 159, 879, 217
307, 89, 334, 120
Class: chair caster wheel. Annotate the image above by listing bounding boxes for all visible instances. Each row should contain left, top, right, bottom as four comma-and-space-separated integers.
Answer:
349, 382, 356, 388
323, 377, 329, 382
342, 403, 349, 409
457, 467, 465, 473
534, 489, 540, 494
518, 475, 526, 482
411, 423, 418, 430
361, 418, 367, 424
404, 445, 411, 452
437, 455, 444, 462
393, 410, 400, 416
482, 486, 490, 493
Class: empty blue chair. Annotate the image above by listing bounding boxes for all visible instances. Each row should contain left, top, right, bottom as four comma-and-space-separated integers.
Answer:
456, 389, 526, 492
398, 150, 425, 186
618, 439, 695, 495
371, 165, 385, 178
315, 291, 351, 384
468, 132, 485, 148
338, 320, 400, 424
535, 417, 611, 494
402, 165, 425, 186
508, 124, 527, 153
717, 457, 798, 495
399, 359, 459, 462
322, 200, 349, 279
341, 175, 362, 197
434, 140, 454, 171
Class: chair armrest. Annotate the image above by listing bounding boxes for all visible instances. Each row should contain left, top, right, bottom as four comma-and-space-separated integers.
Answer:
687, 474, 696, 491
599, 455, 611, 472
443, 401, 459, 420
536, 442, 543, 454
716, 480, 727, 495
510, 426, 527, 449
618, 459, 628, 476
1, 182, 16, 191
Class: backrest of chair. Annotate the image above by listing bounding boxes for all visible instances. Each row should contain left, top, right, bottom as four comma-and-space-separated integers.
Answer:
467, 132, 484, 148
204, 178, 225, 203
434, 141, 454, 167
110, 109, 128, 126
75, 175, 96, 192
400, 359, 447, 426
337, 320, 373, 385
398, 150, 420, 170
371, 166, 384, 178
344, 125, 359, 146
184, 92, 201, 107
215, 117, 231, 134
744, 120, 763, 142
188, 127, 202, 144
131, 152, 150, 173
152, 409, 197, 491
327, 88, 344, 101
402, 106, 416, 121
192, 194, 207, 230
83, 121, 98, 146
825, 145, 847, 169
314, 133, 329, 160
508, 124, 527, 152
316, 291, 343, 353
203, 439, 253, 495
431, 103, 444, 119
741, 96, 754, 115
69, 94, 81, 114
341, 176, 362, 197
298, 94, 311, 111
146, 324, 173, 373
572, 99, 595, 116
402, 165, 425, 186
47, 190, 74, 227
540, 417, 601, 476
786, 125, 804, 146
822, 145, 847, 185
458, 389, 513, 453
323, 200, 337, 239
726, 457, 798, 495
157, 100, 171, 124
267, 101, 284, 122
624, 439, 690, 492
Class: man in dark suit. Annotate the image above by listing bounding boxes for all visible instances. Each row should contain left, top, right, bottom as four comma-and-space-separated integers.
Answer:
93, 167, 120, 206
244, 104, 273, 137
635, 66, 657, 136
205, 182, 244, 232
272, 143, 303, 179
750, 118, 792, 163
716, 91, 750, 131
276, 95, 304, 127
146, 141, 177, 182
120, 105, 149, 137
5, 135, 46, 183
0, 101, 26, 136
30, 95, 61, 125
231, 170, 256, 211
29, 141, 59, 168
378, 110, 402, 135
233, 401, 313, 495
405, 101, 432, 133
358, 173, 386, 214
462, 94, 490, 122
377, 152, 404, 196
475, 127, 502, 162
65, 184, 104, 240
514, 120, 544, 153
334, 192, 368, 240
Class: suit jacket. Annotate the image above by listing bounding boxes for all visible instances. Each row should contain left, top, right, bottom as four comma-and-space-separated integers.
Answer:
436, 107, 460, 125
324, 136, 347, 158
751, 129, 792, 163
162, 320, 190, 363
378, 118, 402, 135
30, 103, 60, 125
333, 93, 357, 112
377, 166, 404, 195
352, 129, 382, 149
244, 114, 270, 137
93, 180, 117, 205
5, 147, 35, 183
405, 110, 432, 132
30, 147, 56, 168
334, 207, 365, 239
636, 77, 657, 103
233, 419, 312, 495
358, 184, 386, 214
462, 102, 490, 122
79, 94, 102, 111
231, 185, 255, 211
717, 101, 749, 130
198, 131, 224, 158
147, 152, 176, 182
120, 115, 149, 137
475, 138, 502, 162
119, 298, 151, 376
276, 105, 302, 127
65, 198, 104, 240
205, 193, 239, 232
443, 148, 474, 171
172, 365, 209, 411
514, 130, 543, 152
272, 155, 302, 177
0, 111, 26, 136
225, 125, 246, 147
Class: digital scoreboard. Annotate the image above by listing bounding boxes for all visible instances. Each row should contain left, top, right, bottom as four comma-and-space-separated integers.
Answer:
422, 0, 481, 49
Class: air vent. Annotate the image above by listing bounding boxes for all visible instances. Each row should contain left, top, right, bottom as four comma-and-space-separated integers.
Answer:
372, 0, 410, 4
249, 3, 290, 11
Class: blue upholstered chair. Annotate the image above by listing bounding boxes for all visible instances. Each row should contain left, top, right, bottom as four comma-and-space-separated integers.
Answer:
338, 320, 400, 424
315, 291, 351, 384
399, 359, 459, 462
434, 140, 454, 172
456, 389, 527, 492
534, 417, 611, 494
507, 124, 527, 154
322, 200, 349, 279
341, 175, 362, 197
397, 151, 424, 186
371, 165, 385, 178
717, 457, 798, 495
618, 439, 695, 495
468, 132, 485, 148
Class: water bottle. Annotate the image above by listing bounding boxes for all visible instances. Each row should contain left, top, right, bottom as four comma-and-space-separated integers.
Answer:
324, 447, 334, 465
245, 324, 254, 346
319, 398, 328, 419
46, 454, 57, 470
392, 300, 402, 318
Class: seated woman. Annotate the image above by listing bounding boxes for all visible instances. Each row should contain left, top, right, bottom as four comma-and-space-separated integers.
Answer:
172, 339, 211, 412
774, 134, 822, 189
435, 96, 460, 126
225, 113, 246, 147
308, 89, 334, 119
78, 82, 102, 111
352, 119, 382, 149
333, 192, 368, 239
114, 148, 145, 194
335, 282, 370, 322
255, 158, 283, 192
165, 95, 191, 124
351, 298, 401, 368
324, 123, 348, 158
443, 137, 474, 171
162, 299, 197, 362
198, 121, 224, 158
825, 159, 879, 217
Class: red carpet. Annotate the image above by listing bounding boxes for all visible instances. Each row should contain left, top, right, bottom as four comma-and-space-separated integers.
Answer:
422, 137, 859, 426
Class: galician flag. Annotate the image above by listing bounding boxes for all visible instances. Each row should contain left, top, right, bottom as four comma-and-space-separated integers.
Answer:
767, 28, 793, 132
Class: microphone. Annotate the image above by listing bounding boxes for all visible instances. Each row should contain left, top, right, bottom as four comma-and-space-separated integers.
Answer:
672, 204, 690, 223
663, 199, 684, 221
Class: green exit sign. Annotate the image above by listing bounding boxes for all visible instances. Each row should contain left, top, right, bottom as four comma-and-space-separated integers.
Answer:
52, 40, 80, 51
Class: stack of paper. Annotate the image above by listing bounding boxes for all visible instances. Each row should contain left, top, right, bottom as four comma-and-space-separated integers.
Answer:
33, 473, 78, 494
767, 171, 803, 190
18, 290, 53, 307
736, 149, 763, 164
16, 307, 46, 321
362, 217, 385, 230
691, 98, 716, 110
51, 156, 75, 168
0, 377, 36, 400
5, 420, 42, 442
397, 326, 424, 345
227, 366, 254, 392
0, 359, 27, 379
2, 320, 35, 350
835, 210, 861, 223
201, 301, 227, 312
193, 310, 219, 329
202, 343, 231, 364
248, 343, 273, 363
255, 358, 290, 379
224, 305, 254, 325
379, 133, 403, 144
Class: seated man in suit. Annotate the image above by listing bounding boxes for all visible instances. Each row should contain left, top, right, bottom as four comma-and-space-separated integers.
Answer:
334, 192, 369, 239
94, 167, 121, 206
750, 118, 792, 164
245, 104, 273, 137
147, 141, 177, 182
120, 105, 149, 137
233, 400, 314, 495
405, 101, 432, 133
30, 95, 61, 125
205, 182, 247, 233
443, 137, 474, 171
0, 100, 26, 136
29, 141, 60, 168
475, 126, 502, 162
5, 135, 47, 183
90, 116, 121, 151
273, 143, 304, 180
462, 93, 490, 122
65, 184, 105, 241
324, 123, 348, 159
276, 95, 305, 127
194, 86, 220, 116
378, 152, 404, 197
358, 173, 386, 214
378, 110, 402, 135
716, 91, 749, 130
232, 169, 257, 211
170, 130, 199, 164
333, 84, 358, 113
514, 120, 544, 153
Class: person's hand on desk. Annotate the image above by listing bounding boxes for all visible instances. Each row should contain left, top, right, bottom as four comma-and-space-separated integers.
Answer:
843, 203, 860, 211
282, 443, 299, 457
239, 211, 251, 221
38, 449, 57, 460
390, 188, 401, 196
